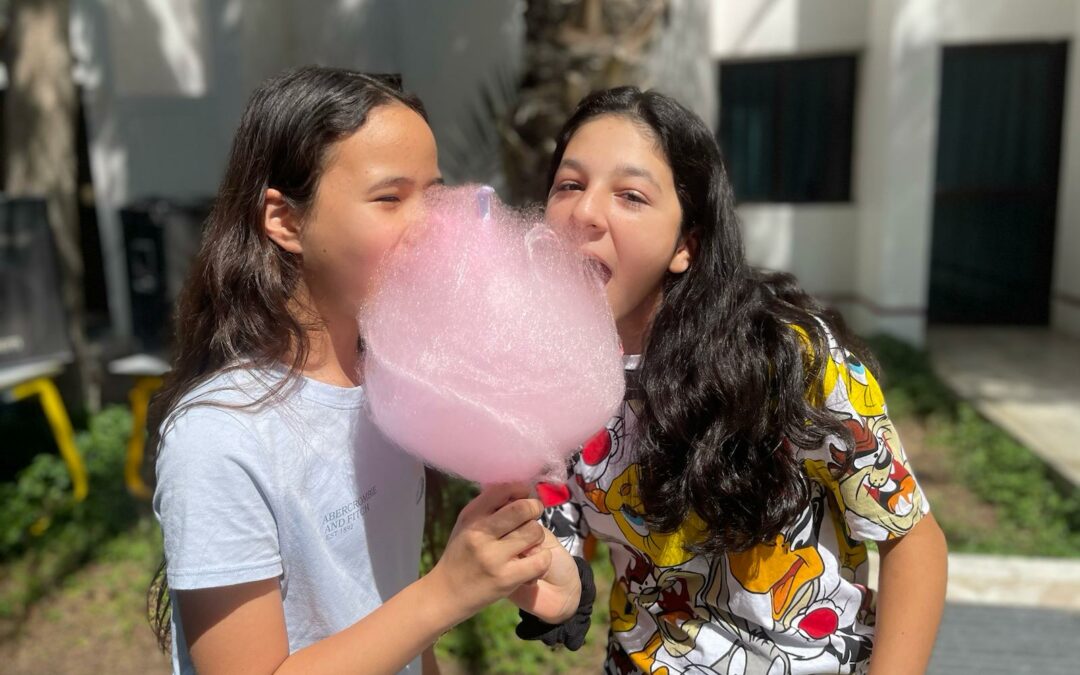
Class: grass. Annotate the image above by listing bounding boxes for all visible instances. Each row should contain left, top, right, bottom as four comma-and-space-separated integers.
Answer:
868, 334, 1080, 557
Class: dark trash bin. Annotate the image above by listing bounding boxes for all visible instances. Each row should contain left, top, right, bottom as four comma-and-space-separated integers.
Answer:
120, 198, 212, 353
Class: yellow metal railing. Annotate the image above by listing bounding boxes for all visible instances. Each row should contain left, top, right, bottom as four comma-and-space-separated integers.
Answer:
8, 375, 89, 503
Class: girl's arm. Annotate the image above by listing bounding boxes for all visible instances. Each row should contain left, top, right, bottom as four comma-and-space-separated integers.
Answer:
180, 484, 551, 675
421, 646, 441, 675
869, 513, 948, 675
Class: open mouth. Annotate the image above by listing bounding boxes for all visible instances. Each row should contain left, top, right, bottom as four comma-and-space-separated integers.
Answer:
583, 256, 613, 285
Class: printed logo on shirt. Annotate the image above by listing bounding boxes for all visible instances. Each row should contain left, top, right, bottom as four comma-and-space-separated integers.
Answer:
322, 485, 377, 541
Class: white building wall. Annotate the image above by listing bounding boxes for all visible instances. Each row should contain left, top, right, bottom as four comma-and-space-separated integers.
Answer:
934, 0, 1075, 44
711, 0, 879, 337
68, 0, 1080, 343
849, 0, 939, 345
712, 0, 1080, 344
1053, 2, 1080, 337
711, 0, 868, 55
740, 205, 859, 299
71, 0, 522, 338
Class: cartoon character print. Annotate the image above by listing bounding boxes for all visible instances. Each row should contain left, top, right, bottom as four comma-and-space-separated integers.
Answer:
536, 416, 629, 554
539, 502, 588, 557
822, 347, 885, 419
802, 335, 927, 542
576, 416, 626, 513
606, 538, 719, 673
605, 462, 707, 568
725, 494, 826, 625
806, 376, 926, 540
607, 637, 645, 675
610, 548, 653, 633
801, 456, 868, 580
694, 486, 874, 675
615, 565, 724, 674
638, 568, 711, 659
839, 415, 924, 538
560, 331, 914, 674
705, 639, 791, 675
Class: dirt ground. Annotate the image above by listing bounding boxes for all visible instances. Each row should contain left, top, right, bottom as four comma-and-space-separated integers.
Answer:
0, 556, 170, 674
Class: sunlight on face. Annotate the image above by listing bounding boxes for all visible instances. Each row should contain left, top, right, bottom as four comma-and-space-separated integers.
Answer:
546, 115, 687, 351
299, 104, 442, 322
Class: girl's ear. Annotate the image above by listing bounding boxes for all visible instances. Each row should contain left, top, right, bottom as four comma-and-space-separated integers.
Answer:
669, 231, 697, 274
263, 188, 303, 254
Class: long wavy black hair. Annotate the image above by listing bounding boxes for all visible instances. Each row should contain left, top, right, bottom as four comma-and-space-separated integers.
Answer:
547, 87, 876, 555
146, 66, 426, 650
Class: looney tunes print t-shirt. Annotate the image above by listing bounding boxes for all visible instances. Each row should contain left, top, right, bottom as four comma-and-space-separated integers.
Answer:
540, 335, 929, 675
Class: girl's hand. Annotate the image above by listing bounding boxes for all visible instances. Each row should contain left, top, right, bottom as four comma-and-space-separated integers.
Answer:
509, 527, 582, 624
426, 483, 552, 622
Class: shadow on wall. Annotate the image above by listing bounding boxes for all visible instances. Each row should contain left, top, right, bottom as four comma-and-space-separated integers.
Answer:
105, 0, 208, 98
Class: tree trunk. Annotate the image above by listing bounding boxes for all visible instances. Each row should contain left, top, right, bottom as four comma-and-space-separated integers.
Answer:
4, 0, 98, 410
503, 0, 670, 205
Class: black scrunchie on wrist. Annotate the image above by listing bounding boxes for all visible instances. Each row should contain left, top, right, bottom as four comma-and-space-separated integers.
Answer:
515, 555, 596, 651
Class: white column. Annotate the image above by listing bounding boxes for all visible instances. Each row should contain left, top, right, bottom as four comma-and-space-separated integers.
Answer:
851, 0, 940, 346
1051, 1, 1080, 337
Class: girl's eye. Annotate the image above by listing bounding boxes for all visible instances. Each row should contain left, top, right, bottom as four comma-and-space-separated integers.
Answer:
374, 195, 401, 203
556, 180, 583, 192
619, 191, 648, 205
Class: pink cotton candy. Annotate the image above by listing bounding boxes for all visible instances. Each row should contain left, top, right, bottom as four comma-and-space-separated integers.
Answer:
360, 185, 624, 484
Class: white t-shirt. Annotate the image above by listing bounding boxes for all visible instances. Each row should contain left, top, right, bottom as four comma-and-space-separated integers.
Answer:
153, 365, 426, 674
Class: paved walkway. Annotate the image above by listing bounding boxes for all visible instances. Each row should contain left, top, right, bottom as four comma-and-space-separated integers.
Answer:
921, 330, 1080, 671
867, 551, 1080, 672
930, 603, 1080, 674
927, 327, 1080, 488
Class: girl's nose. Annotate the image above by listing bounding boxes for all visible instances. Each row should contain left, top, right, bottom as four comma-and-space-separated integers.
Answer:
569, 189, 608, 236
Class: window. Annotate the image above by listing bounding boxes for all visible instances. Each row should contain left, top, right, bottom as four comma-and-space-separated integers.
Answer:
719, 55, 857, 203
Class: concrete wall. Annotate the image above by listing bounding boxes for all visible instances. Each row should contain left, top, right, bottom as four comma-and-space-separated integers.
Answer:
711, 0, 868, 55
849, 0, 939, 345
69, 0, 1080, 342
71, 0, 522, 337
712, 0, 1080, 344
711, 0, 881, 336
934, 0, 1075, 43
1053, 2, 1080, 336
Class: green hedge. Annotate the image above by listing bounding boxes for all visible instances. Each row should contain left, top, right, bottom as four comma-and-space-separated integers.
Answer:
868, 335, 1080, 556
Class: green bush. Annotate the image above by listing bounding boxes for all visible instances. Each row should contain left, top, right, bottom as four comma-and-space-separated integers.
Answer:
0, 405, 138, 559
866, 334, 1080, 557
864, 334, 956, 418
0, 405, 145, 619
936, 404, 1080, 555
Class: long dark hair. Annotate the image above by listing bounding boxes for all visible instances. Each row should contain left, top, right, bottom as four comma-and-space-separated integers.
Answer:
146, 66, 426, 650
547, 87, 876, 555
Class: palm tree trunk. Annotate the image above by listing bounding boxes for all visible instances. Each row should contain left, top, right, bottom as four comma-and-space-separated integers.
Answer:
4, 0, 98, 410
503, 0, 670, 204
